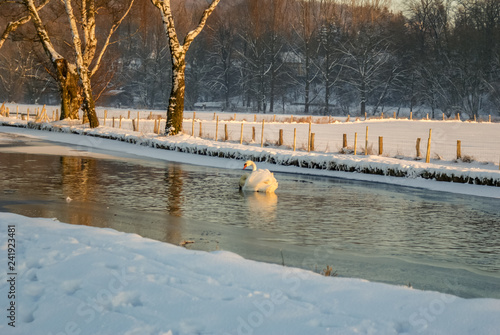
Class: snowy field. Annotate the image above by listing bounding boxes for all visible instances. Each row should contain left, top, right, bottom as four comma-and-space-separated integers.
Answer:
1, 212, 500, 335
2, 103, 500, 163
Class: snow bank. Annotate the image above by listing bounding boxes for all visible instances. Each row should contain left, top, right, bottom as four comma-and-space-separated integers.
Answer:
1, 213, 499, 335
2, 117, 500, 189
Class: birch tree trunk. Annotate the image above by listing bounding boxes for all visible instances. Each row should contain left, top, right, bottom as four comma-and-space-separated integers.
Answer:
55, 59, 83, 120
151, 0, 221, 135
168, 53, 186, 134
22, 0, 82, 120
63, 0, 99, 128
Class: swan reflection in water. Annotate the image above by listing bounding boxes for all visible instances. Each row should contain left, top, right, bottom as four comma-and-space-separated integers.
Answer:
241, 191, 278, 226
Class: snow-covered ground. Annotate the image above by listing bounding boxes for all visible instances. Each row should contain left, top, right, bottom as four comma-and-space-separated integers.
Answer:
1, 212, 499, 335
3, 103, 499, 163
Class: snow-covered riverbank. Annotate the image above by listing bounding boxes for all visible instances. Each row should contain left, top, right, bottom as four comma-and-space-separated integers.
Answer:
1, 213, 499, 335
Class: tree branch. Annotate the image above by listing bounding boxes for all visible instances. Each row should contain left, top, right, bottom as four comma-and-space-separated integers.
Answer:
183, 0, 221, 52
0, 0, 50, 49
90, 0, 135, 77
24, 0, 64, 62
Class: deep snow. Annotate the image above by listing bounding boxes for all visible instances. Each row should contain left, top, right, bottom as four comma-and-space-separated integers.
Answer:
1, 213, 499, 335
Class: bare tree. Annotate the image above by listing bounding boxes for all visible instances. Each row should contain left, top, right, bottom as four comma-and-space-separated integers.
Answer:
317, 0, 343, 115
337, 0, 400, 116
150, 0, 221, 135
1, 0, 134, 126
292, 0, 322, 115
1, 0, 83, 119
62, 0, 135, 127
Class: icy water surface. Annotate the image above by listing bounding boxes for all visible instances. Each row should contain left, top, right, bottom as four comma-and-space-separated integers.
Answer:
0, 134, 499, 298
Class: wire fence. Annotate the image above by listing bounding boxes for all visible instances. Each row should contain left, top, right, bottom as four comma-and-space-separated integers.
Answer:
2, 104, 499, 166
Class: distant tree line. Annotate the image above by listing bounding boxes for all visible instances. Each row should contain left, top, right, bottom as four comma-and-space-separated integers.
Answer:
1, 0, 499, 119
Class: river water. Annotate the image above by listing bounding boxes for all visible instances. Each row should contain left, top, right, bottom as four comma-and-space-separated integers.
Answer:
0, 132, 499, 299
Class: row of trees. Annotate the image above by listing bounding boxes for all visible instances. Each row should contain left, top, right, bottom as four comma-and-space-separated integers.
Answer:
0, 0, 220, 133
1, 0, 500, 131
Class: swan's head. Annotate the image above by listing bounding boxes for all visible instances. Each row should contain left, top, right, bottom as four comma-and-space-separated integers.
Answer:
243, 160, 257, 171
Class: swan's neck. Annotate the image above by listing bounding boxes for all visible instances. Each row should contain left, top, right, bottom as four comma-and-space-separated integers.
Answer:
249, 161, 257, 171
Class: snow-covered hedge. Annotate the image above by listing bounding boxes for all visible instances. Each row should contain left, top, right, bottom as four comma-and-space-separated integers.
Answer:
2, 119, 500, 187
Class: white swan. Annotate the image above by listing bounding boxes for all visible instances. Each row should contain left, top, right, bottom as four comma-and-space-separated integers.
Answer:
239, 160, 278, 193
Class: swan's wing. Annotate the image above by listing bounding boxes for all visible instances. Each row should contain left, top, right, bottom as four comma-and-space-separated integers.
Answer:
243, 169, 278, 193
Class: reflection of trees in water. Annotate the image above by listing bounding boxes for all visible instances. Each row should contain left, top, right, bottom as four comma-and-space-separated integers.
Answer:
164, 165, 185, 217
163, 165, 185, 245
60, 156, 98, 226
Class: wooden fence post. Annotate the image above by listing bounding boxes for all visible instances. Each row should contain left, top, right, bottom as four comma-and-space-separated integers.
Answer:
425, 129, 432, 163
240, 123, 244, 144
379, 136, 383, 155
27, 108, 30, 121
252, 127, 256, 142
307, 120, 312, 152
16, 106, 19, 119
457, 140, 462, 160
393, 112, 396, 119
103, 110, 107, 126
410, 111, 412, 120
489, 115, 491, 123
365, 126, 369, 155
154, 119, 158, 134
199, 121, 203, 137
416, 138, 421, 158
213, 112, 216, 120
456, 112, 460, 121
224, 124, 228, 141
290, 115, 293, 123
254, 114, 257, 122
278, 129, 284, 146
442, 113, 445, 121
364, 112, 367, 120
192, 116, 195, 136
127, 110, 130, 119
261, 119, 265, 147
112, 117, 115, 128
132, 119, 136, 131
354, 132, 358, 155
293, 128, 297, 151
310, 133, 315, 151
343, 134, 347, 148
215, 116, 219, 141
